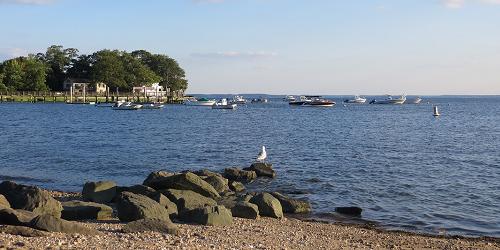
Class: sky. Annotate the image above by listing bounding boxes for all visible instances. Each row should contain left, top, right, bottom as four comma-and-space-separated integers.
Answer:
1, 0, 500, 95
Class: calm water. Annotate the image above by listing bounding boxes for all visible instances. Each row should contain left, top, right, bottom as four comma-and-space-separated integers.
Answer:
1, 96, 499, 237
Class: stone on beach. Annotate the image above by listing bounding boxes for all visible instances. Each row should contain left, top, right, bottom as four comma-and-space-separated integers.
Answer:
0, 181, 62, 218
231, 201, 259, 219
116, 192, 171, 222
0, 208, 37, 226
160, 189, 217, 213
244, 163, 276, 178
203, 175, 230, 193
122, 218, 179, 235
144, 172, 220, 199
0, 225, 49, 237
82, 181, 117, 204
249, 193, 283, 219
29, 214, 100, 235
228, 181, 246, 192
149, 191, 178, 219
191, 169, 224, 178
271, 192, 311, 214
335, 206, 363, 216
61, 201, 113, 221
143, 170, 175, 187
0, 194, 10, 208
224, 167, 257, 182
178, 205, 233, 226
117, 184, 157, 198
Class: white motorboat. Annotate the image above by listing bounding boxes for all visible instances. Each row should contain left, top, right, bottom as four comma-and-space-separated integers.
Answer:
212, 98, 237, 109
301, 98, 336, 107
284, 95, 296, 102
112, 102, 142, 110
344, 95, 367, 104
142, 102, 164, 109
230, 95, 247, 105
405, 97, 422, 104
289, 95, 315, 105
251, 97, 269, 103
369, 95, 406, 105
184, 97, 216, 106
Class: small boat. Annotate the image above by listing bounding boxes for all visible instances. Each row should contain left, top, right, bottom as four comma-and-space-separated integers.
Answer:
212, 98, 237, 109
112, 102, 142, 110
142, 102, 164, 109
184, 97, 216, 106
369, 95, 406, 105
230, 95, 247, 105
284, 95, 296, 102
302, 98, 336, 107
344, 95, 367, 104
289, 95, 315, 105
405, 97, 422, 104
251, 97, 269, 103
433, 106, 440, 116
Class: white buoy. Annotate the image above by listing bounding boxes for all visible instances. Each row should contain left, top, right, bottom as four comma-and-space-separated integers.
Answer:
433, 106, 440, 117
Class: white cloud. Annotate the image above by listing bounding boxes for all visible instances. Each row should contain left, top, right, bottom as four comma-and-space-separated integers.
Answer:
191, 51, 278, 59
0, 0, 55, 5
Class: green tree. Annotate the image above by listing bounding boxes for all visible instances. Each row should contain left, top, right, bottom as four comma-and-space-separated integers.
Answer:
0, 71, 6, 92
121, 52, 160, 88
67, 54, 92, 79
132, 51, 189, 91
1, 59, 24, 91
90, 50, 127, 90
38, 45, 79, 90
22, 56, 49, 91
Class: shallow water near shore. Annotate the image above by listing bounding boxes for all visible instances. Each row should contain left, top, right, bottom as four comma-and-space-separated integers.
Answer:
1, 95, 499, 237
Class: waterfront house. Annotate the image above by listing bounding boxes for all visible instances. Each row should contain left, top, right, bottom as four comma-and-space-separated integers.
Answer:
132, 83, 167, 97
63, 78, 108, 94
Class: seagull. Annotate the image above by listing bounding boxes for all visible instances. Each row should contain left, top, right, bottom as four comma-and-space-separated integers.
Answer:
256, 146, 267, 163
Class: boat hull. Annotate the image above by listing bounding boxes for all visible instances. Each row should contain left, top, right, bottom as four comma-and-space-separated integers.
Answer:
184, 101, 216, 106
212, 104, 237, 109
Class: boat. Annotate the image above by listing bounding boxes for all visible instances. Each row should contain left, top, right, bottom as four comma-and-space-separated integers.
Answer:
301, 98, 336, 107
95, 101, 121, 107
405, 97, 422, 104
212, 98, 237, 109
289, 95, 315, 105
344, 95, 367, 104
184, 97, 216, 106
251, 97, 269, 103
283, 95, 296, 102
369, 95, 406, 105
230, 95, 247, 105
433, 106, 440, 117
142, 102, 164, 109
112, 102, 142, 110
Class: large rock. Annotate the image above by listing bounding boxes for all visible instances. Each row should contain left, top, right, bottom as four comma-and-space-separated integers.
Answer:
224, 168, 257, 182
335, 206, 362, 216
29, 214, 100, 235
0, 208, 36, 226
249, 193, 283, 219
228, 181, 245, 192
0, 194, 10, 208
122, 218, 178, 235
0, 225, 49, 237
82, 181, 117, 204
0, 181, 62, 218
204, 175, 230, 193
118, 185, 156, 197
191, 169, 224, 178
116, 192, 171, 222
231, 202, 259, 219
271, 192, 311, 214
61, 201, 113, 221
178, 205, 232, 226
145, 173, 220, 199
149, 191, 178, 219
143, 170, 175, 187
244, 163, 276, 178
160, 189, 216, 213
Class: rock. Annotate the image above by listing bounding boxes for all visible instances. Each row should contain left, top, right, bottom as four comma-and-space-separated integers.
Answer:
119, 185, 156, 197
249, 193, 283, 219
116, 192, 171, 222
0, 225, 49, 237
29, 214, 100, 235
335, 206, 362, 216
204, 175, 230, 193
146, 172, 220, 199
178, 205, 232, 226
142, 170, 175, 187
160, 189, 217, 213
122, 218, 178, 235
0, 208, 36, 226
191, 169, 224, 178
82, 181, 117, 204
228, 181, 245, 192
244, 163, 276, 178
149, 191, 178, 219
0, 181, 62, 218
224, 168, 257, 182
271, 192, 311, 214
61, 201, 113, 221
231, 202, 259, 219
216, 195, 239, 209
0, 194, 10, 208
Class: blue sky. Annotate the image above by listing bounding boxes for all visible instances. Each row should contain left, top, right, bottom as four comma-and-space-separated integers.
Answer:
1, 0, 500, 94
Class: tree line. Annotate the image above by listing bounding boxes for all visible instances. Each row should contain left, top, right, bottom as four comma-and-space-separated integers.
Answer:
0, 45, 188, 93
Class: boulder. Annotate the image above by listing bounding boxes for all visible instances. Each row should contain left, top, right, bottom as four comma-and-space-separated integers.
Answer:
82, 181, 117, 204
244, 163, 276, 178
145, 172, 220, 199
0, 225, 49, 237
118, 185, 156, 197
204, 175, 230, 193
160, 189, 216, 213
116, 192, 171, 222
178, 205, 232, 226
149, 191, 178, 219
122, 218, 178, 235
143, 170, 175, 187
335, 207, 362, 216
61, 201, 113, 221
191, 169, 224, 178
0, 194, 10, 208
231, 202, 259, 219
228, 181, 245, 192
0, 181, 62, 218
249, 193, 283, 219
224, 168, 257, 182
271, 192, 311, 214
0, 208, 36, 226
29, 214, 100, 235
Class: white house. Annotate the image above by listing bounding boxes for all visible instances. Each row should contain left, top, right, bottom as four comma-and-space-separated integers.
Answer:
63, 78, 107, 94
133, 83, 166, 97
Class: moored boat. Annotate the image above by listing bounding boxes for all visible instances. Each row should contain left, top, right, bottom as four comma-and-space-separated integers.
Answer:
284, 95, 296, 102
184, 97, 216, 106
302, 98, 336, 107
212, 98, 237, 109
142, 102, 164, 109
344, 95, 367, 104
251, 97, 269, 103
289, 95, 316, 105
405, 97, 422, 104
230, 95, 247, 105
112, 102, 143, 110
369, 95, 406, 105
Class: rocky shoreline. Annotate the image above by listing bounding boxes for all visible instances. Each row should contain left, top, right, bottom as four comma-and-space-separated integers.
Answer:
1, 164, 499, 249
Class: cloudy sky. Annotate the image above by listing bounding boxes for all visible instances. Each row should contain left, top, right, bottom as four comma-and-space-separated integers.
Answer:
1, 0, 500, 94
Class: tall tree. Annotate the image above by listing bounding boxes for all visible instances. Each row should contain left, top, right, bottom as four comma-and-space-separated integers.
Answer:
39, 45, 79, 90
90, 50, 127, 90
67, 54, 92, 79
132, 51, 189, 91
1, 59, 24, 91
22, 56, 49, 91
121, 52, 160, 88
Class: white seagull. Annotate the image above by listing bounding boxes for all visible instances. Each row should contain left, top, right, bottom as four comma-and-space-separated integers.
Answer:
256, 146, 267, 162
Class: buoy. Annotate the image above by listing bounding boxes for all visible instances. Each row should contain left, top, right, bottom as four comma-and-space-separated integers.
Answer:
433, 106, 440, 117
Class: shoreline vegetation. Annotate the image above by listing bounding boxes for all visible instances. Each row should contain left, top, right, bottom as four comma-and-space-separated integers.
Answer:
1, 164, 499, 249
